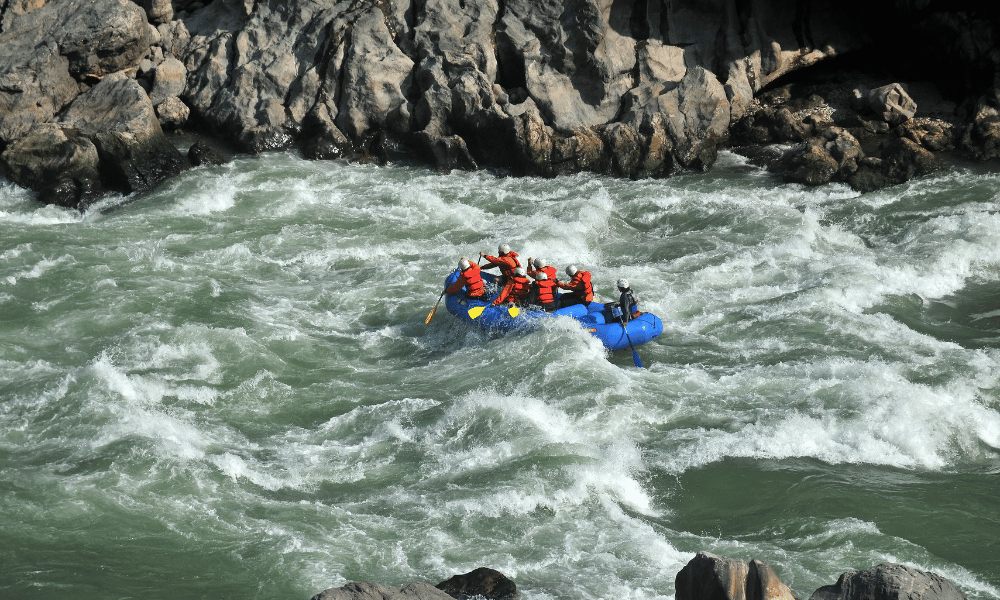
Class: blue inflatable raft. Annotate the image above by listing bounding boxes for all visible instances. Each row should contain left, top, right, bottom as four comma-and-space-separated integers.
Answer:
443, 271, 662, 351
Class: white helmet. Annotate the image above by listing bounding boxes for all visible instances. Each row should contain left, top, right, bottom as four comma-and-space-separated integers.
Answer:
513, 266, 527, 277
459, 258, 471, 270
532, 257, 545, 269
534, 272, 547, 281
617, 278, 629, 289
566, 265, 578, 277
498, 243, 511, 255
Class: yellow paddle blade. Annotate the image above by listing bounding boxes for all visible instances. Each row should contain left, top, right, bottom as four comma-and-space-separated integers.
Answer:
507, 306, 520, 318
468, 306, 486, 319
425, 301, 441, 324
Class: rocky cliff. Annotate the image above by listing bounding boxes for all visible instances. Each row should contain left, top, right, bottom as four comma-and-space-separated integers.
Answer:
1, 0, 998, 209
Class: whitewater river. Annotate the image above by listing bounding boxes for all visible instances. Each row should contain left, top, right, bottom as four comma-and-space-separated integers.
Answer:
2, 149, 999, 600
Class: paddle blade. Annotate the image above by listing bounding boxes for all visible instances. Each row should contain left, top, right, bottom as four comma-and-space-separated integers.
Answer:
632, 349, 643, 368
507, 306, 520, 317
425, 302, 440, 324
468, 306, 486, 319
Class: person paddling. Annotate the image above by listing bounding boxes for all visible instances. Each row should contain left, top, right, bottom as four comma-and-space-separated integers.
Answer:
531, 271, 559, 312
526, 257, 557, 282
557, 264, 593, 307
493, 266, 532, 305
480, 243, 521, 284
445, 257, 486, 301
614, 279, 639, 323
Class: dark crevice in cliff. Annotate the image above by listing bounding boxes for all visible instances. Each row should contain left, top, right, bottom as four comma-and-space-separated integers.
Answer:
0, 0, 9, 35
494, 5, 526, 94
629, 0, 649, 41
792, 0, 815, 50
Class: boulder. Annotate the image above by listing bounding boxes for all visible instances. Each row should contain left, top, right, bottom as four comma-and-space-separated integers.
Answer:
880, 137, 939, 184
312, 583, 455, 600
436, 567, 518, 600
415, 132, 479, 172
149, 57, 187, 107
868, 84, 917, 126
675, 551, 797, 600
59, 73, 187, 194
809, 563, 966, 600
156, 96, 190, 130
187, 141, 227, 166
0, 123, 101, 209
0, 0, 149, 146
134, 0, 173, 25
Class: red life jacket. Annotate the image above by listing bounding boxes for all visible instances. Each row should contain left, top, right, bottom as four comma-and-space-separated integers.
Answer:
529, 264, 558, 281
534, 278, 557, 304
510, 275, 531, 302
462, 263, 484, 297
567, 271, 593, 302
496, 275, 532, 304
501, 252, 521, 278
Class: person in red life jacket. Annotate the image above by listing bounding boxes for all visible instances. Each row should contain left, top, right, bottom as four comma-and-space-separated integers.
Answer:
493, 266, 532, 305
557, 264, 593, 307
445, 257, 486, 301
526, 257, 558, 282
531, 271, 559, 312
479, 243, 521, 283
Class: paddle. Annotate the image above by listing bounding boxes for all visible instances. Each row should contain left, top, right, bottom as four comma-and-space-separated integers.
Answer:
425, 289, 446, 324
618, 310, 643, 368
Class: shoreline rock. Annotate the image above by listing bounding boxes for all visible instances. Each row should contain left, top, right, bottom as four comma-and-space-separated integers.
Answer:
1, 0, 999, 209
312, 556, 968, 600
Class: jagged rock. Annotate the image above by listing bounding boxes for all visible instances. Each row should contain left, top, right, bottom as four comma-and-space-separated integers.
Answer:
551, 127, 605, 175
675, 551, 797, 600
337, 11, 415, 141
778, 140, 840, 186
0, 0, 149, 145
880, 137, 939, 184
3, 0, 1000, 198
654, 67, 731, 171
868, 83, 917, 126
156, 96, 190, 129
436, 567, 518, 600
59, 73, 187, 194
602, 122, 643, 178
0, 123, 101, 209
507, 101, 553, 175
896, 119, 958, 152
823, 127, 864, 176
415, 132, 479, 172
496, 0, 635, 130
959, 97, 1000, 160
134, 0, 173, 25
809, 563, 966, 600
311, 582, 455, 600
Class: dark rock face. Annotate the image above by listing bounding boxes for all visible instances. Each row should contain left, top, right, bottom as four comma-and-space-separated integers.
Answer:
311, 582, 456, 600
1, 0, 999, 204
809, 563, 967, 600
0, 0, 187, 208
436, 567, 518, 600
